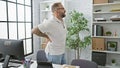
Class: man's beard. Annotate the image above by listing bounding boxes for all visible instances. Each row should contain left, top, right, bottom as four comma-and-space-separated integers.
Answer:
61, 13, 66, 18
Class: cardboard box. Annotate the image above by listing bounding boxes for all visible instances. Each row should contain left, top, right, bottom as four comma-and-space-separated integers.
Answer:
93, 0, 108, 4
92, 38, 105, 50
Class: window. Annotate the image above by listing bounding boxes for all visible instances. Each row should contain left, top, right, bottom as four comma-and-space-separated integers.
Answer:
0, 0, 33, 56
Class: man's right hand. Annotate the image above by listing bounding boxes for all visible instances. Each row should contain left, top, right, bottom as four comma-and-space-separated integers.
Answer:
32, 26, 52, 42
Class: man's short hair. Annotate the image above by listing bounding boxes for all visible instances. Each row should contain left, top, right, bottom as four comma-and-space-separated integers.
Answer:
51, 2, 61, 12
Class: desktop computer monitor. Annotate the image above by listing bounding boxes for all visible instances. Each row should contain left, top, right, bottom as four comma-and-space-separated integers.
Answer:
0, 39, 25, 68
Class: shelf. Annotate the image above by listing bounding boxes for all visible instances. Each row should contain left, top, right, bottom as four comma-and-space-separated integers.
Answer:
98, 65, 120, 68
93, 12, 120, 14
105, 65, 120, 68
92, 50, 120, 54
92, 36, 120, 39
93, 2, 120, 6
92, 0, 120, 67
40, 0, 54, 24
40, 1, 53, 4
40, 10, 51, 12
93, 21, 120, 24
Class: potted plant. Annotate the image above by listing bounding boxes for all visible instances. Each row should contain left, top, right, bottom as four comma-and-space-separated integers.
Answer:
66, 10, 91, 59
109, 43, 116, 51
107, 41, 117, 51
106, 31, 112, 36
110, 43, 115, 48
45, 5, 49, 10
111, 59, 116, 66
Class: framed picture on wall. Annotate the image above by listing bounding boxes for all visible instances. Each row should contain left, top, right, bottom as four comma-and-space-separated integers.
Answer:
107, 41, 117, 51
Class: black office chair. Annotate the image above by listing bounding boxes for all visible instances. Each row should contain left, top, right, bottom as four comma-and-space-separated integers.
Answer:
36, 50, 53, 68
71, 59, 98, 68
36, 49, 48, 62
37, 61, 53, 68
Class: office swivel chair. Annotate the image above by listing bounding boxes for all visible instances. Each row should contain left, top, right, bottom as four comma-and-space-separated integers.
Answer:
36, 49, 48, 62
36, 50, 53, 68
0, 54, 4, 62
71, 59, 98, 68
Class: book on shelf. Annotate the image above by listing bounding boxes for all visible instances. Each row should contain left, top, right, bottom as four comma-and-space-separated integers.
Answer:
92, 25, 104, 36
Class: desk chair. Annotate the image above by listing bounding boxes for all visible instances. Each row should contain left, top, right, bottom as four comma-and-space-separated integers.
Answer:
36, 50, 48, 62
37, 50, 53, 68
37, 61, 53, 68
71, 59, 98, 68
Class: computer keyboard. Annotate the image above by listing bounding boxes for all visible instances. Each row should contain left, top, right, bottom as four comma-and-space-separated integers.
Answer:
8, 63, 22, 67
0, 57, 4, 62
10, 59, 33, 64
10, 59, 23, 64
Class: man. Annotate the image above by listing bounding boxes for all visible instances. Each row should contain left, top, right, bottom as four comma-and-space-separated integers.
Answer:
32, 2, 67, 64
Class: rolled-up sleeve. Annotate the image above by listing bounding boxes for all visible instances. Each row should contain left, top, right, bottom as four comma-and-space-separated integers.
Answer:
38, 20, 52, 34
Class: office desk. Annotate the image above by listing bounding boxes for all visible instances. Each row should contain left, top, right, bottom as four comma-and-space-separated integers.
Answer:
0, 61, 80, 68
19, 61, 80, 68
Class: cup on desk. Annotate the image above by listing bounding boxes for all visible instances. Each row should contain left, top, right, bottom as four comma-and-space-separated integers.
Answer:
23, 59, 32, 68
0, 63, 3, 68
76, 66, 80, 68
62, 64, 80, 68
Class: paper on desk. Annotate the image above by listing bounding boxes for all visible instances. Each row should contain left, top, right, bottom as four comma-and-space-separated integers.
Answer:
62, 64, 80, 68
0, 63, 2, 68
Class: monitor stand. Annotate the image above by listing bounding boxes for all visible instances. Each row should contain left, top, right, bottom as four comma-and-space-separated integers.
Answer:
3, 55, 10, 68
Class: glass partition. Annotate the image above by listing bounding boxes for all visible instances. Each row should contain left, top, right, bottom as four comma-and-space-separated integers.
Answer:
0, 1, 7, 21
9, 23, 17, 39
8, 0, 16, 2
0, 23, 8, 39
18, 23, 25, 39
8, 2, 16, 21
17, 0, 24, 4
18, 5, 24, 21
25, 0, 31, 6
26, 39, 32, 54
25, 6, 31, 22
26, 23, 32, 38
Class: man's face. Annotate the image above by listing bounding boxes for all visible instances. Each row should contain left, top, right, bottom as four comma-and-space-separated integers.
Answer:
57, 4, 66, 18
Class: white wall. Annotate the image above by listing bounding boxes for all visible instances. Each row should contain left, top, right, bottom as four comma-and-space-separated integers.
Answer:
78, 0, 92, 60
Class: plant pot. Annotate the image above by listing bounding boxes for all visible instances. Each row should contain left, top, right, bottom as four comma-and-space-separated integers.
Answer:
109, 47, 116, 51
106, 34, 111, 36
111, 63, 116, 66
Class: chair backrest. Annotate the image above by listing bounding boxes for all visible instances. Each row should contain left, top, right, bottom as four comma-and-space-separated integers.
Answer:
37, 61, 53, 68
36, 50, 48, 62
71, 59, 98, 68
37, 50, 53, 68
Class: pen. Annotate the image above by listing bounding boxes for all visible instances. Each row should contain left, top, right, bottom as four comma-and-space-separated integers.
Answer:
29, 58, 32, 63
